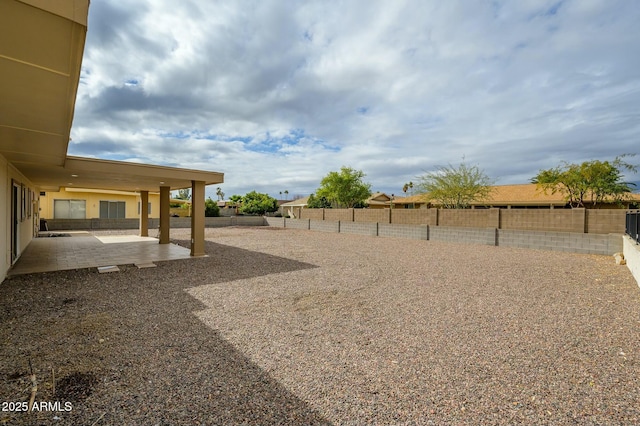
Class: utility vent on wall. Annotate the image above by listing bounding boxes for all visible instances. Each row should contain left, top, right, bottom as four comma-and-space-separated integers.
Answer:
40, 192, 46, 196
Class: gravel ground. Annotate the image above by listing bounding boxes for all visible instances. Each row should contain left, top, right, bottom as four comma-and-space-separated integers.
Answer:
1, 226, 639, 425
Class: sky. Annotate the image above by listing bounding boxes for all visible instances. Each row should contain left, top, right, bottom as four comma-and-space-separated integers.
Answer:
69, 0, 640, 201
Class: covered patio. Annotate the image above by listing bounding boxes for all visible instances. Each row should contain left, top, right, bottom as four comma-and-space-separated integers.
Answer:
1, 0, 224, 281
7, 232, 193, 277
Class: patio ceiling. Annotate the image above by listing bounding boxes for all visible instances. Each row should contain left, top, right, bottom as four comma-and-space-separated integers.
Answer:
0, 0, 223, 192
0, 0, 87, 170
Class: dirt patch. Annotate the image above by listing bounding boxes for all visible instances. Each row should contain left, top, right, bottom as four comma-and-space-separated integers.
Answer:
55, 372, 98, 403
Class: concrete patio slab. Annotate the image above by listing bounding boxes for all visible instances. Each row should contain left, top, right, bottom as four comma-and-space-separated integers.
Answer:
7, 234, 193, 276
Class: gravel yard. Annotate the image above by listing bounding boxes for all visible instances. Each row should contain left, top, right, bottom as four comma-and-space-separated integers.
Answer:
1, 226, 639, 425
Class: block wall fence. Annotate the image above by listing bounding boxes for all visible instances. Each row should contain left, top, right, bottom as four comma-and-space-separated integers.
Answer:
44, 216, 266, 230
43, 210, 627, 256
298, 208, 626, 234
265, 217, 623, 256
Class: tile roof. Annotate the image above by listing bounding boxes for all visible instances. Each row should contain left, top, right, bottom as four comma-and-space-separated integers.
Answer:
392, 184, 640, 206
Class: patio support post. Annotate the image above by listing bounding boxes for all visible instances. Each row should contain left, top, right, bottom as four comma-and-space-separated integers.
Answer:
139, 190, 149, 237
191, 180, 205, 256
159, 186, 170, 244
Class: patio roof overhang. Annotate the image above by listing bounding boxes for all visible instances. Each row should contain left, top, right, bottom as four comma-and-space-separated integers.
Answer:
27, 156, 224, 192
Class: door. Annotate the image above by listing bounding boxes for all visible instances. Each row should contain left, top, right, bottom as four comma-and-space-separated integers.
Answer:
11, 182, 19, 263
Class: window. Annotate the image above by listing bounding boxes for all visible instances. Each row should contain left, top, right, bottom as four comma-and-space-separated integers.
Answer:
100, 201, 126, 218
54, 200, 86, 219
137, 202, 152, 215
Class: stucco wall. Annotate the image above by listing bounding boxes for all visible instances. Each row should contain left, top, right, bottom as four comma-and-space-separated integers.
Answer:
0, 154, 8, 283
40, 188, 160, 219
2, 154, 39, 282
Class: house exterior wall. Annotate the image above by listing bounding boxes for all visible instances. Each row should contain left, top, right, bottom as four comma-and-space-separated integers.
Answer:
39, 188, 160, 219
2, 153, 40, 282
1, 154, 8, 283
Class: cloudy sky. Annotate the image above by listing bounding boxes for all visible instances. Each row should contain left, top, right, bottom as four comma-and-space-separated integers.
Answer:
69, 0, 640, 200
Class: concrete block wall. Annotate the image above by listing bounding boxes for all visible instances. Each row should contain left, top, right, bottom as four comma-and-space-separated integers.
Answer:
300, 209, 324, 220
429, 226, 496, 246
204, 217, 233, 227
48, 216, 269, 230
497, 229, 621, 255
46, 219, 94, 230
354, 208, 390, 223
500, 209, 585, 233
233, 216, 267, 226
264, 217, 285, 227
310, 220, 339, 233
585, 209, 627, 234
438, 209, 496, 228
339, 221, 378, 236
390, 209, 432, 225
284, 208, 625, 234
324, 209, 354, 222
378, 223, 428, 240
285, 218, 310, 230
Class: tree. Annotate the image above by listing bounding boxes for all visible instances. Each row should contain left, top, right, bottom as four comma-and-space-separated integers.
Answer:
176, 188, 191, 200
216, 187, 225, 201
315, 166, 372, 208
532, 155, 637, 207
229, 194, 243, 204
417, 161, 493, 209
205, 197, 220, 217
239, 191, 278, 215
402, 181, 414, 195
307, 193, 332, 208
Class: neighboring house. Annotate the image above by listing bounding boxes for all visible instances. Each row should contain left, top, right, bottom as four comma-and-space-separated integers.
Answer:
280, 197, 310, 218
170, 198, 191, 217
0, 1, 224, 282
390, 194, 426, 209
217, 200, 239, 216
366, 192, 392, 209
40, 187, 161, 219
391, 184, 640, 209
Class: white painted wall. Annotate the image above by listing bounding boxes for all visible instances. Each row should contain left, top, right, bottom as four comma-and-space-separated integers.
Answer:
623, 235, 640, 289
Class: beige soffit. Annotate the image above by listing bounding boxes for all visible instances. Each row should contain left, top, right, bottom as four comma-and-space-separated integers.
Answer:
63, 187, 161, 196
0, 0, 88, 169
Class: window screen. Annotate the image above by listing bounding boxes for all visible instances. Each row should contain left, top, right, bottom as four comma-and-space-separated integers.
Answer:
100, 201, 126, 218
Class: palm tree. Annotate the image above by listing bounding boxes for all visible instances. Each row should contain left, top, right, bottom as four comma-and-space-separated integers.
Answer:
216, 187, 225, 201
284, 190, 289, 200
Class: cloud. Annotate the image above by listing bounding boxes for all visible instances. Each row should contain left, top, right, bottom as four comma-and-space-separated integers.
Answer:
70, 0, 640, 199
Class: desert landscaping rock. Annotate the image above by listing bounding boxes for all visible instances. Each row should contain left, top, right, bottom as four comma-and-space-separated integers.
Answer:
1, 226, 639, 425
